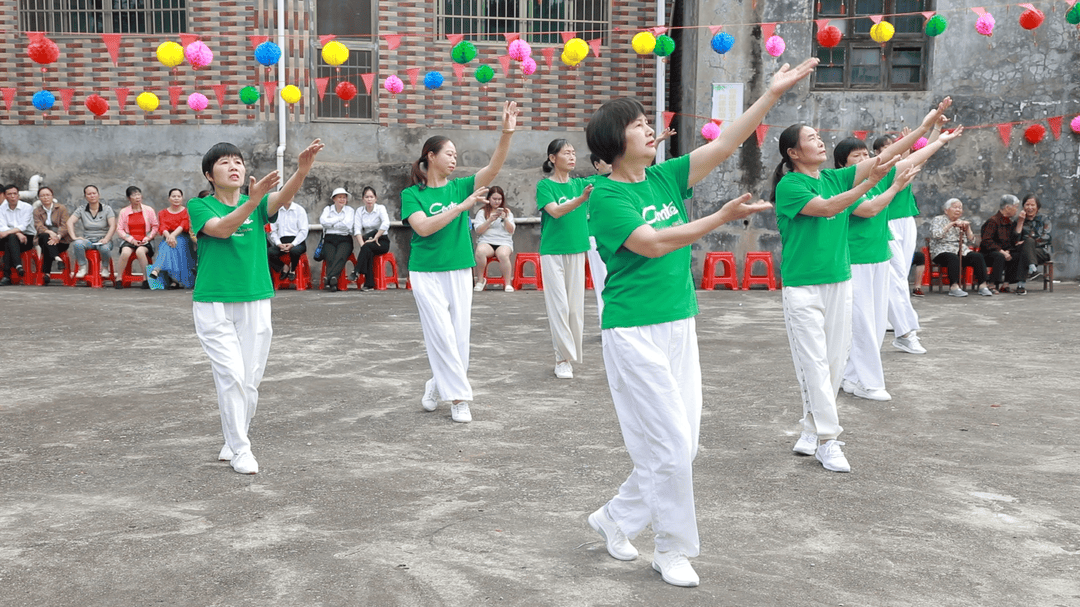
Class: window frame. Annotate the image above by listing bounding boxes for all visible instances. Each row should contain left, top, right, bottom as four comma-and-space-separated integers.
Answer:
311, 1, 378, 124
436, 0, 612, 46
17, 0, 188, 35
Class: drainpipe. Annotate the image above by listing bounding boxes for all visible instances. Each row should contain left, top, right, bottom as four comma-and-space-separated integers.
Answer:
275, 0, 286, 183
655, 0, 666, 163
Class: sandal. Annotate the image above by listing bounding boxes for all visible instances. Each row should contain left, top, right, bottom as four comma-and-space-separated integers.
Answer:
473, 278, 486, 292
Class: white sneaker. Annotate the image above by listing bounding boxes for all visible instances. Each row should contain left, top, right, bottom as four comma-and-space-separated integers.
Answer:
75, 267, 87, 278
652, 550, 699, 587
587, 506, 638, 561
504, 285, 514, 292
421, 379, 439, 412
853, 385, 892, 401
554, 361, 574, 379
793, 431, 818, 456
978, 286, 994, 296
473, 279, 486, 292
841, 379, 859, 394
218, 444, 234, 461
815, 440, 850, 472
231, 451, 259, 474
100, 265, 111, 278
892, 333, 926, 354
450, 402, 472, 423
947, 287, 968, 298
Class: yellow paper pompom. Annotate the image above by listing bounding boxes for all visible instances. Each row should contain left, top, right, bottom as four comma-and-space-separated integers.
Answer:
281, 85, 302, 104
560, 51, 582, 67
156, 41, 184, 68
321, 41, 349, 66
563, 38, 589, 63
870, 21, 895, 43
136, 92, 159, 112
631, 31, 656, 55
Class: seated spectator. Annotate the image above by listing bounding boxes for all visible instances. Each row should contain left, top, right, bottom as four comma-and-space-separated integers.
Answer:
350, 186, 390, 291
115, 185, 159, 289
32, 186, 72, 284
267, 192, 308, 280
472, 185, 516, 292
67, 185, 116, 279
1010, 193, 1051, 295
151, 188, 196, 289
910, 250, 927, 297
0, 183, 36, 285
979, 195, 1019, 292
318, 187, 354, 292
929, 198, 993, 297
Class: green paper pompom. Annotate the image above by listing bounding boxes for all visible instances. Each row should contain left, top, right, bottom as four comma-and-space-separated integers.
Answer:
452, 41, 477, 64
239, 85, 260, 105
653, 34, 676, 57
475, 64, 494, 83
1067, 3, 1080, 25
925, 14, 948, 37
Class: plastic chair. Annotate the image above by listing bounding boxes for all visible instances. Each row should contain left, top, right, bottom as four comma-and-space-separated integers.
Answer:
35, 250, 74, 286
73, 250, 113, 288
700, 252, 739, 291
320, 254, 356, 291
120, 253, 153, 288
584, 258, 594, 290
479, 256, 506, 290
511, 252, 543, 291
0, 250, 38, 285
272, 253, 311, 291
742, 252, 778, 290
356, 252, 401, 290
924, 243, 974, 292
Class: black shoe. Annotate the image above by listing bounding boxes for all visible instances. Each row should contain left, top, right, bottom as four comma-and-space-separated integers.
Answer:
15, 265, 24, 277
1029, 270, 1042, 281
0, 277, 9, 286
348, 272, 358, 281
360, 284, 374, 292
141, 280, 150, 289
42, 275, 51, 286
1016, 286, 1027, 295
115, 281, 123, 289
287, 272, 296, 280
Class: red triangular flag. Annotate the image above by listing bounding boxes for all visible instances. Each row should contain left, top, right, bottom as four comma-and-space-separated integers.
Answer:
102, 33, 122, 65
1, 88, 15, 111
169, 86, 182, 111
407, 67, 420, 87
1048, 115, 1063, 139
384, 34, 401, 50
708, 25, 723, 35
662, 111, 675, 129
360, 73, 375, 94
650, 27, 668, 36
315, 77, 330, 102
997, 123, 1012, 146
815, 19, 832, 31
756, 124, 770, 146
179, 33, 199, 48
921, 11, 936, 21
761, 23, 777, 39
249, 35, 269, 50
452, 63, 465, 83
502, 32, 521, 44
447, 34, 464, 46
588, 38, 601, 57
970, 7, 987, 16
541, 47, 555, 68
560, 31, 576, 43
114, 87, 129, 111
711, 118, 723, 126
1019, 3, 1036, 11
60, 88, 74, 112
869, 14, 883, 24
319, 34, 337, 46
498, 55, 512, 77
211, 84, 226, 108
26, 32, 45, 44
262, 81, 278, 103
852, 130, 869, 140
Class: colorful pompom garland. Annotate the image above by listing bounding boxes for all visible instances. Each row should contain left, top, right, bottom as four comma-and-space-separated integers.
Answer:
451, 41, 477, 64
925, 15, 948, 37
817, 26, 842, 48
254, 41, 281, 66
976, 13, 996, 37
765, 35, 785, 57
423, 71, 444, 90
711, 32, 734, 54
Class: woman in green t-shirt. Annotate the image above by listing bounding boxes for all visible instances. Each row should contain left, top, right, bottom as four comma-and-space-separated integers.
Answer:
536, 139, 593, 379
770, 98, 952, 474
402, 101, 518, 424
188, 139, 324, 475
582, 58, 818, 589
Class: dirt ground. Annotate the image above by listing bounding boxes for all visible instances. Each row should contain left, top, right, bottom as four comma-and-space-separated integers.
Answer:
1, 281, 1078, 607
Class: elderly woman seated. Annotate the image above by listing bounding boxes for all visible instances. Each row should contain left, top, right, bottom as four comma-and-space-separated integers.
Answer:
928, 198, 993, 297
1010, 193, 1051, 295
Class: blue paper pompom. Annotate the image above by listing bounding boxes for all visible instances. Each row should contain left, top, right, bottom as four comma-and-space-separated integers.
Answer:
33, 89, 55, 111
711, 32, 734, 54
424, 71, 444, 90
255, 41, 282, 66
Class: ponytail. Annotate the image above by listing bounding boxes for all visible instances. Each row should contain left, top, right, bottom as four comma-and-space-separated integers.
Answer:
770, 124, 806, 202
410, 136, 451, 189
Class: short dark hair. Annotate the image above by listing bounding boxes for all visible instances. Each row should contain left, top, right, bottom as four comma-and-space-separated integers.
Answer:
361, 186, 377, 199
871, 135, 894, 153
586, 97, 646, 165
168, 188, 183, 198
83, 184, 99, 195
1021, 193, 1041, 210
125, 185, 141, 199
833, 137, 869, 169
3, 184, 18, 193
38, 186, 53, 196
201, 142, 245, 183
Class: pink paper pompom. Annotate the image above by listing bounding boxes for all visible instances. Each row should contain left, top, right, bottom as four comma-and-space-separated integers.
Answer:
765, 35, 785, 57
1071, 116, 1080, 134
187, 92, 208, 112
701, 122, 721, 141
508, 39, 532, 61
975, 13, 995, 37
911, 137, 928, 151
384, 75, 404, 94
184, 40, 213, 68
522, 56, 537, 75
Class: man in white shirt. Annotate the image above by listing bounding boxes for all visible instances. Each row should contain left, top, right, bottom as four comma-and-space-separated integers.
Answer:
0, 184, 36, 285
267, 198, 308, 279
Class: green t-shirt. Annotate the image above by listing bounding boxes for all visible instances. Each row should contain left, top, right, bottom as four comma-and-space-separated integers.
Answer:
536, 178, 590, 255
774, 165, 858, 287
188, 194, 276, 303
848, 168, 895, 265
401, 176, 476, 272
886, 183, 919, 220
589, 154, 697, 329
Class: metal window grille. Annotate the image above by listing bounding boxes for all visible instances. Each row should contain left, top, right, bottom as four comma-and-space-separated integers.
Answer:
19, 0, 186, 34
313, 47, 376, 122
438, 0, 610, 45
811, 0, 929, 91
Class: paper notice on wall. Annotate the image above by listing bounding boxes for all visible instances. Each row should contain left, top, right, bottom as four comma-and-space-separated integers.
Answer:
711, 83, 744, 130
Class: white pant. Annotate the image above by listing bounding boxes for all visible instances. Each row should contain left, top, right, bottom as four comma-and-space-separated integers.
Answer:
603, 318, 702, 557
782, 282, 852, 440
587, 243, 608, 327
193, 299, 273, 458
411, 269, 473, 401
887, 217, 921, 337
844, 262, 890, 391
540, 253, 585, 363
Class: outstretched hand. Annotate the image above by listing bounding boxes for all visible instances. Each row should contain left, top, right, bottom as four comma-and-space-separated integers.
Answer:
768, 58, 819, 97
869, 155, 901, 183
720, 193, 773, 222
502, 101, 520, 132
248, 170, 281, 204
893, 164, 922, 190
938, 124, 964, 142
921, 97, 952, 129
297, 139, 325, 172
462, 186, 490, 211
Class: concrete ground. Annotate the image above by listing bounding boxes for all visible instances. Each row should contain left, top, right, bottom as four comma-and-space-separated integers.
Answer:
1, 280, 1078, 607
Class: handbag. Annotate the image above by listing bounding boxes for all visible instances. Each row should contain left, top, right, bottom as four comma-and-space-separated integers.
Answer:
313, 234, 325, 262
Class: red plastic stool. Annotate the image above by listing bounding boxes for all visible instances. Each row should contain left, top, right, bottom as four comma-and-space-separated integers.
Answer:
742, 252, 778, 290
372, 252, 401, 290
74, 250, 113, 288
320, 254, 356, 291
511, 252, 543, 291
120, 253, 153, 288
700, 252, 739, 291
0, 250, 38, 285
479, 256, 506, 290
924, 244, 974, 292
35, 250, 74, 286
584, 258, 594, 290
272, 253, 311, 290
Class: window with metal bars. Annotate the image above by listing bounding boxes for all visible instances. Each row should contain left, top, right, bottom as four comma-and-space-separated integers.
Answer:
18, 0, 186, 34
811, 0, 930, 91
314, 0, 376, 122
438, 0, 609, 45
